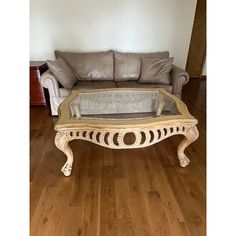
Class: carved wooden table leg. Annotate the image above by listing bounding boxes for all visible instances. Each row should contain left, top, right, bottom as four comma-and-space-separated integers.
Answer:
177, 126, 199, 167
54, 132, 73, 176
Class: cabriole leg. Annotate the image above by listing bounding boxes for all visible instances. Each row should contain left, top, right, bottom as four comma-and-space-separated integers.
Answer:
54, 132, 73, 176
177, 126, 199, 167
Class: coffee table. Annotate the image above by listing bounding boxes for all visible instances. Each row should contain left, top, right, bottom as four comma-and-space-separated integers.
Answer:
54, 88, 199, 176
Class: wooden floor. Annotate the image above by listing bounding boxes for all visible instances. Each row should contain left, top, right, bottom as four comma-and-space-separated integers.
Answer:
30, 79, 206, 236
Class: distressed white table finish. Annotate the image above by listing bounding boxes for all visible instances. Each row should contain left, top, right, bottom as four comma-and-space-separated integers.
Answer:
54, 88, 199, 176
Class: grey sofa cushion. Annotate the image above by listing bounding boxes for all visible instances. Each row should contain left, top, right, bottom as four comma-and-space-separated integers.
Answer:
139, 57, 174, 84
55, 50, 76, 67
137, 51, 169, 58
46, 58, 77, 89
55, 50, 114, 81
115, 81, 173, 93
114, 51, 169, 81
114, 52, 141, 81
59, 81, 117, 97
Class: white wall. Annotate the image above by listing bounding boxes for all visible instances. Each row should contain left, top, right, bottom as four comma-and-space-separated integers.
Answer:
30, 0, 197, 68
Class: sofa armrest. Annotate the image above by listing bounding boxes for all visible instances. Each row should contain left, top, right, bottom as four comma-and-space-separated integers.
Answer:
170, 64, 189, 98
40, 70, 60, 98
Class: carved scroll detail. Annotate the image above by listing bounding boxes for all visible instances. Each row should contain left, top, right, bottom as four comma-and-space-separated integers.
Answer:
57, 125, 193, 149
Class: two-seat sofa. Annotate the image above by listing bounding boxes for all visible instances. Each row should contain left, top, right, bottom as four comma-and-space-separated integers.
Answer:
40, 50, 189, 115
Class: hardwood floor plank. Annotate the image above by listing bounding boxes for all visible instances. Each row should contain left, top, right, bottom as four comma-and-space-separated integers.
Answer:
124, 150, 155, 236
145, 190, 173, 236
30, 144, 61, 219
31, 187, 55, 236
43, 181, 72, 236
73, 140, 90, 179
100, 166, 118, 236
103, 148, 114, 166
113, 150, 127, 179
30, 107, 49, 134
79, 178, 101, 236
31, 179, 72, 236
164, 166, 206, 235
61, 207, 83, 236
115, 178, 136, 236
143, 146, 191, 235
88, 145, 103, 178
30, 112, 55, 181
69, 178, 90, 207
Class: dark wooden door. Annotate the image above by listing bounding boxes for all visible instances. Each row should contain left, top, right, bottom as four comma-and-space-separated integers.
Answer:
186, 0, 206, 78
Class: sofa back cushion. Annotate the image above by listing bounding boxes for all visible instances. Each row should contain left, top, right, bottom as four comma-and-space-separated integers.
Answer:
139, 57, 174, 84
55, 50, 114, 81
55, 50, 76, 69
114, 51, 169, 81
114, 52, 141, 81
46, 57, 77, 89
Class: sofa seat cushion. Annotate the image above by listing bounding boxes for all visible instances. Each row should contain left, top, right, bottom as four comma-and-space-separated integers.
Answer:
114, 51, 169, 81
59, 88, 71, 97
75, 81, 117, 89
115, 81, 173, 93
55, 50, 114, 81
139, 57, 174, 85
59, 81, 117, 97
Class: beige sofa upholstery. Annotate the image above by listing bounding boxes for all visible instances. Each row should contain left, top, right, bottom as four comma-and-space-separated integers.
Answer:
40, 50, 189, 115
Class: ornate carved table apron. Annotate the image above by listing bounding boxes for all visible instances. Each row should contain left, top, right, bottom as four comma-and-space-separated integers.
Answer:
54, 88, 199, 176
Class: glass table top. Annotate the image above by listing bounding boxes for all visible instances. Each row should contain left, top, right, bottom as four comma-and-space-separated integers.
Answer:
68, 89, 180, 120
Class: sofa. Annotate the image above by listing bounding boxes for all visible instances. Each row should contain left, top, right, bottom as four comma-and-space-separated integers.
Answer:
40, 50, 189, 115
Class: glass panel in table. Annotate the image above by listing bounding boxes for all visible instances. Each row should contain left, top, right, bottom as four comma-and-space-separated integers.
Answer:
69, 90, 180, 120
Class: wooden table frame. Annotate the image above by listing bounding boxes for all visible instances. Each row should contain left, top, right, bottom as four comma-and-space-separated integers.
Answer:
54, 88, 199, 176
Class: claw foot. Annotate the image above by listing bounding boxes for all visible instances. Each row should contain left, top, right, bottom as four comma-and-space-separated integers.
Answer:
177, 126, 199, 168
178, 155, 190, 168
61, 162, 72, 176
